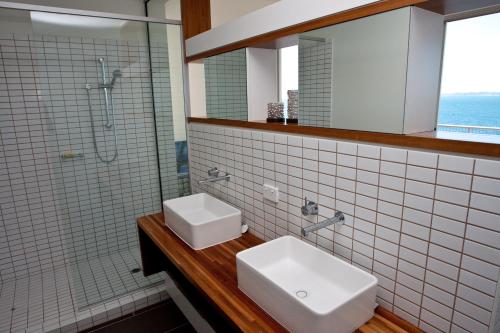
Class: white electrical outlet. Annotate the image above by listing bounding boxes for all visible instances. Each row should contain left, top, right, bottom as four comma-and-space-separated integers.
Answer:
263, 184, 279, 203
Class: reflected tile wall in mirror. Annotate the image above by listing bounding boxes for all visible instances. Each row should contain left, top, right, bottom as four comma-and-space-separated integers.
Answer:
204, 48, 248, 120
298, 36, 332, 127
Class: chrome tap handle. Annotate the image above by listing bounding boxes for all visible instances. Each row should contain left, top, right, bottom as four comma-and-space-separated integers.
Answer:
208, 167, 219, 177
301, 197, 318, 216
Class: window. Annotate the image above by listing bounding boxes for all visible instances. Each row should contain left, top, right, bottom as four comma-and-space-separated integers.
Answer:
279, 45, 298, 118
438, 12, 500, 135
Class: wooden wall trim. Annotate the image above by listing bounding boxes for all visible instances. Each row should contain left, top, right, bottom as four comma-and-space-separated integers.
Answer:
187, 117, 500, 158
416, 0, 500, 15
180, 0, 211, 40
185, 0, 427, 62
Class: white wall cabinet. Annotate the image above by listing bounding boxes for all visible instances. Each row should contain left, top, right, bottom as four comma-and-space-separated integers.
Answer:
329, 7, 444, 134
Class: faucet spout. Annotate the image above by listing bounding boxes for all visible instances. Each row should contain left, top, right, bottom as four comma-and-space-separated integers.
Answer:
198, 168, 230, 184
301, 211, 345, 237
198, 174, 230, 184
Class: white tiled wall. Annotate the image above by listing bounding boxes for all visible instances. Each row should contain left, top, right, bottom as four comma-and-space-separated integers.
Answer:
188, 123, 500, 333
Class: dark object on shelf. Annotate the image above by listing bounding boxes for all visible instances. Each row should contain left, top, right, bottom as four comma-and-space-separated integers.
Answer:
267, 102, 284, 120
287, 90, 299, 120
267, 117, 285, 123
287, 118, 298, 124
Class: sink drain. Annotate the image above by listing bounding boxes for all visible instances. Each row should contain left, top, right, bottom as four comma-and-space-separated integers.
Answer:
295, 290, 308, 299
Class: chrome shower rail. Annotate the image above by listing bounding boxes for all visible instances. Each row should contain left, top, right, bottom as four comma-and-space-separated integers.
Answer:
98, 58, 118, 129
98, 58, 112, 129
85, 83, 118, 164
85, 57, 121, 164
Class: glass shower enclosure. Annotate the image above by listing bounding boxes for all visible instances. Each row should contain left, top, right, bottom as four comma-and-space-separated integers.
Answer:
0, 3, 188, 331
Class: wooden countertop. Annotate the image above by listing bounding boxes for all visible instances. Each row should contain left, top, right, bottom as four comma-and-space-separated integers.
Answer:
138, 213, 422, 333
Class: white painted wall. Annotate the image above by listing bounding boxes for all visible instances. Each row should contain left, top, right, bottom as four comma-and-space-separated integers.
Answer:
160, 0, 187, 141
167, 24, 187, 141
246, 48, 278, 121
0, 6, 148, 41
404, 7, 444, 134
188, 61, 207, 117
6, 0, 146, 16
1, 0, 149, 40
210, 0, 278, 27
164, 0, 181, 20
330, 8, 411, 134
186, 0, 380, 57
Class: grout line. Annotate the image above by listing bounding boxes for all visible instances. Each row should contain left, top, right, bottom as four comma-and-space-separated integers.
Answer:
417, 152, 437, 329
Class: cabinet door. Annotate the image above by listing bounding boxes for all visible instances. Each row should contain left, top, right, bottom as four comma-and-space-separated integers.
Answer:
331, 7, 410, 134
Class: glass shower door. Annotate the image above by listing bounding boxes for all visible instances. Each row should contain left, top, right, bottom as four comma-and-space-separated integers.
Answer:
0, 7, 187, 313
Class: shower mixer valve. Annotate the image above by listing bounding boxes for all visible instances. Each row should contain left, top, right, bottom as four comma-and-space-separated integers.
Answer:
301, 197, 318, 216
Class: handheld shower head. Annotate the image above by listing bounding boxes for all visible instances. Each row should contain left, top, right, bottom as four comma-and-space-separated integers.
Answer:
110, 69, 122, 88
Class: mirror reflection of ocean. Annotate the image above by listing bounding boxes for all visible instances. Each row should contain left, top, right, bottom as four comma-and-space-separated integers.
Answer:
438, 94, 500, 127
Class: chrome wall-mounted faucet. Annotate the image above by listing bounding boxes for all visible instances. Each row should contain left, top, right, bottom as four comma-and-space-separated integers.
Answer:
198, 167, 230, 184
301, 211, 345, 237
301, 197, 318, 216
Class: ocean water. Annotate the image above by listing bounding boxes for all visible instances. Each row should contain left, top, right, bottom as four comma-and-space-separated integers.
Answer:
438, 94, 500, 127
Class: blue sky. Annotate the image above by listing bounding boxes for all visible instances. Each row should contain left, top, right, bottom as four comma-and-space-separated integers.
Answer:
440, 12, 500, 94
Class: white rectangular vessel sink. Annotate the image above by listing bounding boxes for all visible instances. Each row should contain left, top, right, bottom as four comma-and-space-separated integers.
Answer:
163, 193, 241, 250
237, 236, 377, 333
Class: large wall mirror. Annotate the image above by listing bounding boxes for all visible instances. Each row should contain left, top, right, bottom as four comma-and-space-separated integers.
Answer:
192, 6, 446, 135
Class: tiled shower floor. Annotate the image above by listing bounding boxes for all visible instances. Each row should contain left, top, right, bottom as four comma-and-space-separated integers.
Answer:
0, 248, 167, 333
70, 248, 164, 309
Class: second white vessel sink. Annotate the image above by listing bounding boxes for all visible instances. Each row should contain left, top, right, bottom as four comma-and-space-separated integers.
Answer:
236, 236, 377, 333
163, 193, 241, 250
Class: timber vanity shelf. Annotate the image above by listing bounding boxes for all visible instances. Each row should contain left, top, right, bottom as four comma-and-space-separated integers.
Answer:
188, 117, 500, 158
138, 213, 423, 333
